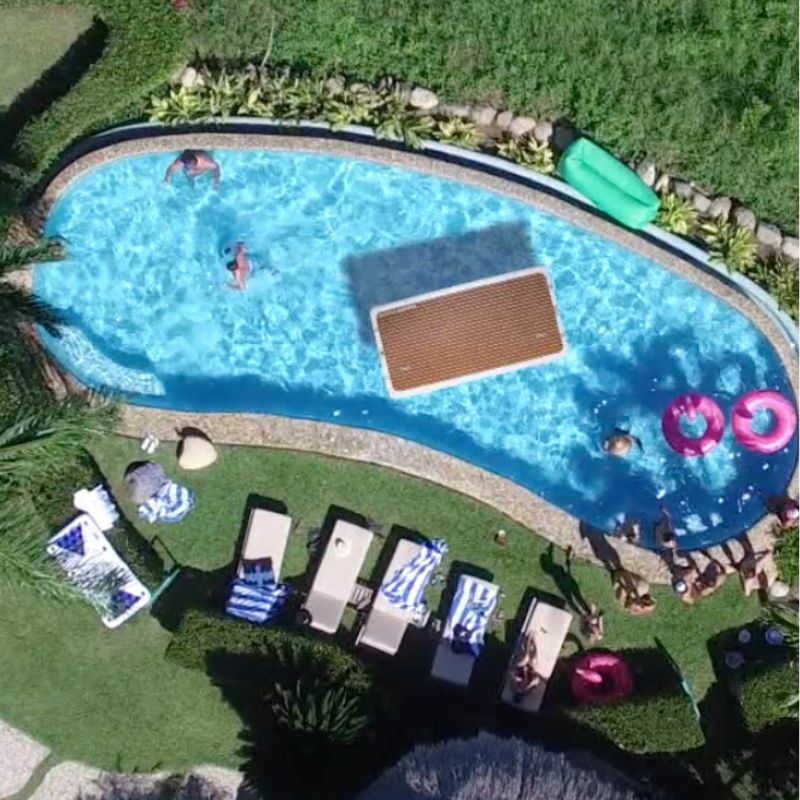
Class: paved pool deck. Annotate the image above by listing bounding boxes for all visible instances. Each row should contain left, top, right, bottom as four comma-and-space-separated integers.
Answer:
24, 131, 799, 583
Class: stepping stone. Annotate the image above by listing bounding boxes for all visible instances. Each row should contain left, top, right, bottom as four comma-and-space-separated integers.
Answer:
0, 719, 50, 799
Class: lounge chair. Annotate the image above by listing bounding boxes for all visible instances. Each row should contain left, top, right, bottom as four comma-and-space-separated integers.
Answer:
501, 597, 573, 712
356, 537, 447, 655
431, 574, 499, 687
303, 520, 373, 634
226, 507, 293, 624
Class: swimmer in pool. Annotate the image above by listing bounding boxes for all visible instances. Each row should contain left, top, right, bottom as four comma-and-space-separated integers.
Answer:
602, 429, 643, 457
163, 150, 220, 187
225, 242, 250, 290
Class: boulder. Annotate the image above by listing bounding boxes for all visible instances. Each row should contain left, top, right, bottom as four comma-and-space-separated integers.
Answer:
533, 119, 553, 144
635, 161, 657, 187
324, 76, 345, 96
756, 222, 783, 252
471, 106, 497, 127
781, 236, 799, 261
508, 116, 537, 137
691, 191, 711, 214
409, 87, 439, 111
124, 461, 166, 504
179, 66, 204, 90
706, 196, 732, 221
672, 180, 693, 199
653, 173, 671, 193
178, 433, 218, 470
732, 206, 757, 231
495, 110, 515, 131
437, 103, 471, 119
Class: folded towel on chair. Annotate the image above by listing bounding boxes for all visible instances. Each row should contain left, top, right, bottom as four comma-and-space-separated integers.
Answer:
226, 578, 289, 624
381, 538, 448, 614
137, 480, 195, 524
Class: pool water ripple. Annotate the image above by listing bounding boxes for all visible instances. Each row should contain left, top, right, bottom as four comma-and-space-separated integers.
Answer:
35, 149, 796, 549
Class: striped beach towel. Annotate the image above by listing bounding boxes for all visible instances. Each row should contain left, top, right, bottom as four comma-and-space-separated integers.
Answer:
226, 579, 289, 624
137, 480, 195, 524
381, 538, 448, 613
447, 575, 499, 657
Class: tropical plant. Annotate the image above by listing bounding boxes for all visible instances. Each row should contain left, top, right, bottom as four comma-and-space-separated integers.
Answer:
764, 601, 799, 650
655, 192, 699, 236
432, 117, 483, 149
738, 257, 799, 322
700, 219, 757, 271
270, 680, 368, 744
149, 87, 208, 124
495, 134, 556, 173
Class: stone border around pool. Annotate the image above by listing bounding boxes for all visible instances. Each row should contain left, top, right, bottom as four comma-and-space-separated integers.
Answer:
30, 129, 800, 583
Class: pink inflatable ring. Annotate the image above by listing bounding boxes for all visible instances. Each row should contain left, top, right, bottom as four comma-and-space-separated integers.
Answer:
732, 390, 797, 454
571, 652, 634, 705
662, 393, 725, 457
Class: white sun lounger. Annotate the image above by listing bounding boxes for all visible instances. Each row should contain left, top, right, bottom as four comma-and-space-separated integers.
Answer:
237, 507, 292, 580
356, 538, 422, 655
304, 520, 373, 634
501, 598, 573, 712
431, 574, 499, 687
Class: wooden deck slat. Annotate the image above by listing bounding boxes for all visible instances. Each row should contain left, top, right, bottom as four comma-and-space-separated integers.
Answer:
371, 268, 566, 397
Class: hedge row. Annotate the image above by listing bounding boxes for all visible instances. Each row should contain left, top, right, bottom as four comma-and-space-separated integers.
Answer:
0, 0, 191, 191
564, 688, 703, 754
738, 658, 799, 734
166, 608, 372, 692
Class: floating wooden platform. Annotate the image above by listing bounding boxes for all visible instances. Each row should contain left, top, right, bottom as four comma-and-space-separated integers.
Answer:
371, 267, 566, 397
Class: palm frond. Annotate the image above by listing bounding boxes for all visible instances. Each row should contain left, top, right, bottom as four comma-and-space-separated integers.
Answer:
0, 239, 64, 275
0, 285, 63, 336
0, 394, 118, 481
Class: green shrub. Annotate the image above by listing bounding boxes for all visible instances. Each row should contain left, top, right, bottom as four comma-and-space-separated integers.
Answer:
738, 258, 799, 322
432, 117, 483, 150
271, 680, 368, 744
495, 134, 556, 173
190, 0, 278, 62
774, 526, 799, 584
166, 608, 372, 691
738, 659, 799, 733
564, 689, 703, 753
700, 219, 758, 272
3, 0, 191, 186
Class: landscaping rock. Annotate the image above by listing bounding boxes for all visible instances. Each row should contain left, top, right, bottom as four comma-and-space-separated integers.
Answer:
732, 206, 757, 231
124, 461, 166, 504
756, 222, 783, 253
409, 87, 439, 110
533, 119, 553, 144
178, 432, 218, 470
470, 106, 497, 127
508, 116, 537, 137
495, 110, 514, 131
170, 64, 188, 86
707, 196, 732, 221
324, 76, 345, 95
653, 173, 671, 193
437, 103, 471, 119
672, 180, 693, 199
781, 236, 799, 261
691, 191, 711, 214
635, 160, 657, 187
0, 719, 50, 798
179, 66, 204, 90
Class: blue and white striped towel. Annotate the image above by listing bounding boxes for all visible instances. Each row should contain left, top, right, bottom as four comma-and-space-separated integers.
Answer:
226, 579, 289, 624
137, 480, 195, 524
447, 575, 499, 657
381, 538, 448, 613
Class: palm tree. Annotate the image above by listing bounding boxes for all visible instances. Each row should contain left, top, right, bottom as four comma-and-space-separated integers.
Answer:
0, 238, 64, 338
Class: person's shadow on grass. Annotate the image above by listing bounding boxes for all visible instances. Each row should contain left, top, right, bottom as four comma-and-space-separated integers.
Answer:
539, 542, 591, 617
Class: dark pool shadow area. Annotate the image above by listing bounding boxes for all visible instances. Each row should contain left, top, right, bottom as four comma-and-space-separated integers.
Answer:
343, 220, 535, 342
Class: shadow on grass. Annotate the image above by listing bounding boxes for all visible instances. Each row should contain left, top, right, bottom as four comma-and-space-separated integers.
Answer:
0, 17, 108, 157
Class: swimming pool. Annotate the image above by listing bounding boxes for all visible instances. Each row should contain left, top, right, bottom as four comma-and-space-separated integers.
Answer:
35, 147, 797, 550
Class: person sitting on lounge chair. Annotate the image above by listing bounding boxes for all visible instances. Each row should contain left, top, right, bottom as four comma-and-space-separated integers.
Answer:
694, 559, 726, 599
509, 633, 541, 702
612, 568, 656, 615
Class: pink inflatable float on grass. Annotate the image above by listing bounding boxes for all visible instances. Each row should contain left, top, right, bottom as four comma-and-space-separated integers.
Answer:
571, 652, 634, 705
732, 390, 797, 454
662, 393, 725, 457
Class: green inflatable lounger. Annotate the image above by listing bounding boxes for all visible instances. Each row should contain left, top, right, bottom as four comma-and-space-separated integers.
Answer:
558, 137, 660, 230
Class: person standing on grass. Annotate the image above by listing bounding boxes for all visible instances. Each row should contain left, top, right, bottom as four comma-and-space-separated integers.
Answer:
163, 149, 220, 187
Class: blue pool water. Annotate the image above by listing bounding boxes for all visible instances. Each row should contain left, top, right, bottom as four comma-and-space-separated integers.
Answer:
36, 149, 796, 550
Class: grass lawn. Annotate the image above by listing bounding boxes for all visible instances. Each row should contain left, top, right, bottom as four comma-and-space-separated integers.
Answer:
0, 6, 93, 108
0, 435, 760, 771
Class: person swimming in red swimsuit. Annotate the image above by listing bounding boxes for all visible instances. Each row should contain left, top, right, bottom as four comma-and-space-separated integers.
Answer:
225, 242, 250, 290
162, 149, 220, 187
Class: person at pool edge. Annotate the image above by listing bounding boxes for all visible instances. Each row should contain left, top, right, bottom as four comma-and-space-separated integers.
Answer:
162, 150, 220, 187
225, 242, 250, 290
